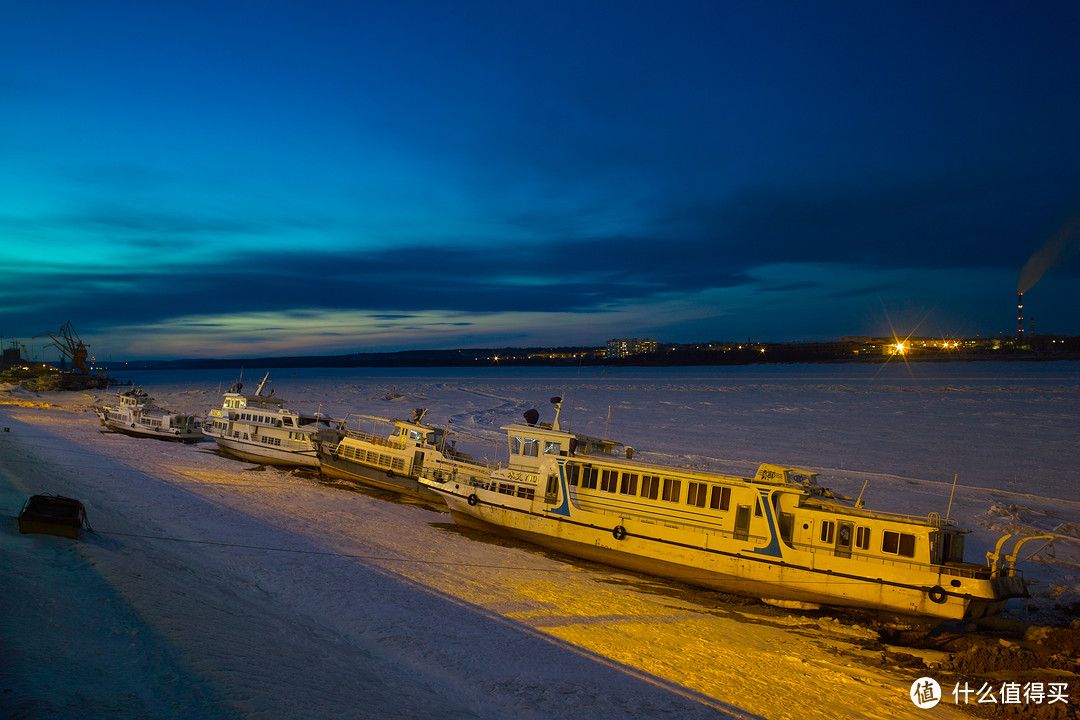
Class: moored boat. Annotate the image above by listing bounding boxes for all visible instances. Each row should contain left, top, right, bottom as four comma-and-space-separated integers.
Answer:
96, 386, 203, 442
18, 494, 88, 539
202, 373, 337, 468
421, 397, 1037, 621
315, 409, 493, 503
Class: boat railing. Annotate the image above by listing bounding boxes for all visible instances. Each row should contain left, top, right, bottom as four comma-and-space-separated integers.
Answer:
420, 457, 498, 487
455, 474, 536, 502
340, 427, 406, 449
780, 536, 1001, 579
326, 440, 406, 473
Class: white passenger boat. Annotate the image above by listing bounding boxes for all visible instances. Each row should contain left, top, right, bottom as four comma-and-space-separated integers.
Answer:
202, 373, 337, 468
421, 397, 1038, 621
96, 387, 203, 442
315, 409, 493, 503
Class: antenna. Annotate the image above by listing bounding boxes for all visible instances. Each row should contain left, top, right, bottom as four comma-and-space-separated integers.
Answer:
855, 478, 869, 508
945, 473, 959, 522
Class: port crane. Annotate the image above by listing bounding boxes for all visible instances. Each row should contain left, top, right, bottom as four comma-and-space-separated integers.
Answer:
34, 321, 90, 374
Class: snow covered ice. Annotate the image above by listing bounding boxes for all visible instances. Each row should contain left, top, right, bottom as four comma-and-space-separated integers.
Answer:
2, 362, 1077, 719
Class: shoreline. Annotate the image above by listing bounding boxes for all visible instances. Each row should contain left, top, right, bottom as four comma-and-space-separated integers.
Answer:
2, 387, 1076, 718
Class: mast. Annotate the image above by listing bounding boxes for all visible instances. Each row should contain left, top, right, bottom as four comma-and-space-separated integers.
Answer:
550, 396, 563, 431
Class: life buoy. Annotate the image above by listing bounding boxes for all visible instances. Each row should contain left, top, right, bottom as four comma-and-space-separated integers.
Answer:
928, 586, 947, 604
467, 494, 479, 506
130, 423, 136, 429
612, 525, 627, 540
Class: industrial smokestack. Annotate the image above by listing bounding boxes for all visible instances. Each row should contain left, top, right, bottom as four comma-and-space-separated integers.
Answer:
1017, 292, 1024, 338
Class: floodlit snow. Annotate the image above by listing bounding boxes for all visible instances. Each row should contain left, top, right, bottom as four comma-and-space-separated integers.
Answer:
2, 362, 1077, 719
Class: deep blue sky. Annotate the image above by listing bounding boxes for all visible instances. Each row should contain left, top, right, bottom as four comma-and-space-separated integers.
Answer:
4, 1, 1080, 360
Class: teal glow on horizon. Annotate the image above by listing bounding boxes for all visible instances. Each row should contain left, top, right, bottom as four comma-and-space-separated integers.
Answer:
3, 1, 1079, 359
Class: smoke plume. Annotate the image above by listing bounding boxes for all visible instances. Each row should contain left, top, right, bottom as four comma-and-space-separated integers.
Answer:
1018, 217, 1080, 293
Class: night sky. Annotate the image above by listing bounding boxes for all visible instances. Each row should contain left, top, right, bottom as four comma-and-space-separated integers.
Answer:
4, 1, 1080, 361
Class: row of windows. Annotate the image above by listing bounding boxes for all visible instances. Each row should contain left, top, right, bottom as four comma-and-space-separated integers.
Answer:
339, 444, 395, 469
566, 465, 733, 511
511, 436, 562, 457
496, 482, 535, 500
239, 412, 279, 425
819, 520, 916, 558
559, 463, 922, 560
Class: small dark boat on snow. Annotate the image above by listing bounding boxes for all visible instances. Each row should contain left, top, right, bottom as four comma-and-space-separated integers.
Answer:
18, 494, 88, 539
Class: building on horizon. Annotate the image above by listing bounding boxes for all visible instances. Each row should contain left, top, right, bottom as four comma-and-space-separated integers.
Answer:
605, 338, 658, 358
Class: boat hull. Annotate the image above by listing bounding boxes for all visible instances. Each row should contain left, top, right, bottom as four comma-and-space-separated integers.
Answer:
437, 488, 1026, 621
18, 495, 86, 539
317, 449, 444, 503
96, 406, 203, 443
210, 435, 320, 468
99, 417, 203, 443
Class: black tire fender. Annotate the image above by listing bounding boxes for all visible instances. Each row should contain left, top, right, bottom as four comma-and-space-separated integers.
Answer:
928, 585, 947, 604
612, 525, 627, 541
467, 494, 479, 506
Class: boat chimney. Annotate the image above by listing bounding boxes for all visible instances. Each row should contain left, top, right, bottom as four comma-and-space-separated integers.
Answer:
550, 396, 563, 431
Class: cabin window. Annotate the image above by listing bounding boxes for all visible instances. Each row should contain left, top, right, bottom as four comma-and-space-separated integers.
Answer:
640, 474, 660, 500
710, 486, 731, 511
882, 531, 916, 558
283, 417, 293, 427
686, 482, 708, 508
580, 466, 598, 490
778, 513, 795, 544
942, 532, 965, 563
566, 464, 580, 486
545, 474, 559, 500
619, 473, 638, 495
855, 526, 871, 551
511, 437, 540, 456
600, 469, 618, 493
544, 441, 561, 455
661, 477, 681, 502
734, 505, 751, 541
754, 499, 763, 517
820, 520, 835, 544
